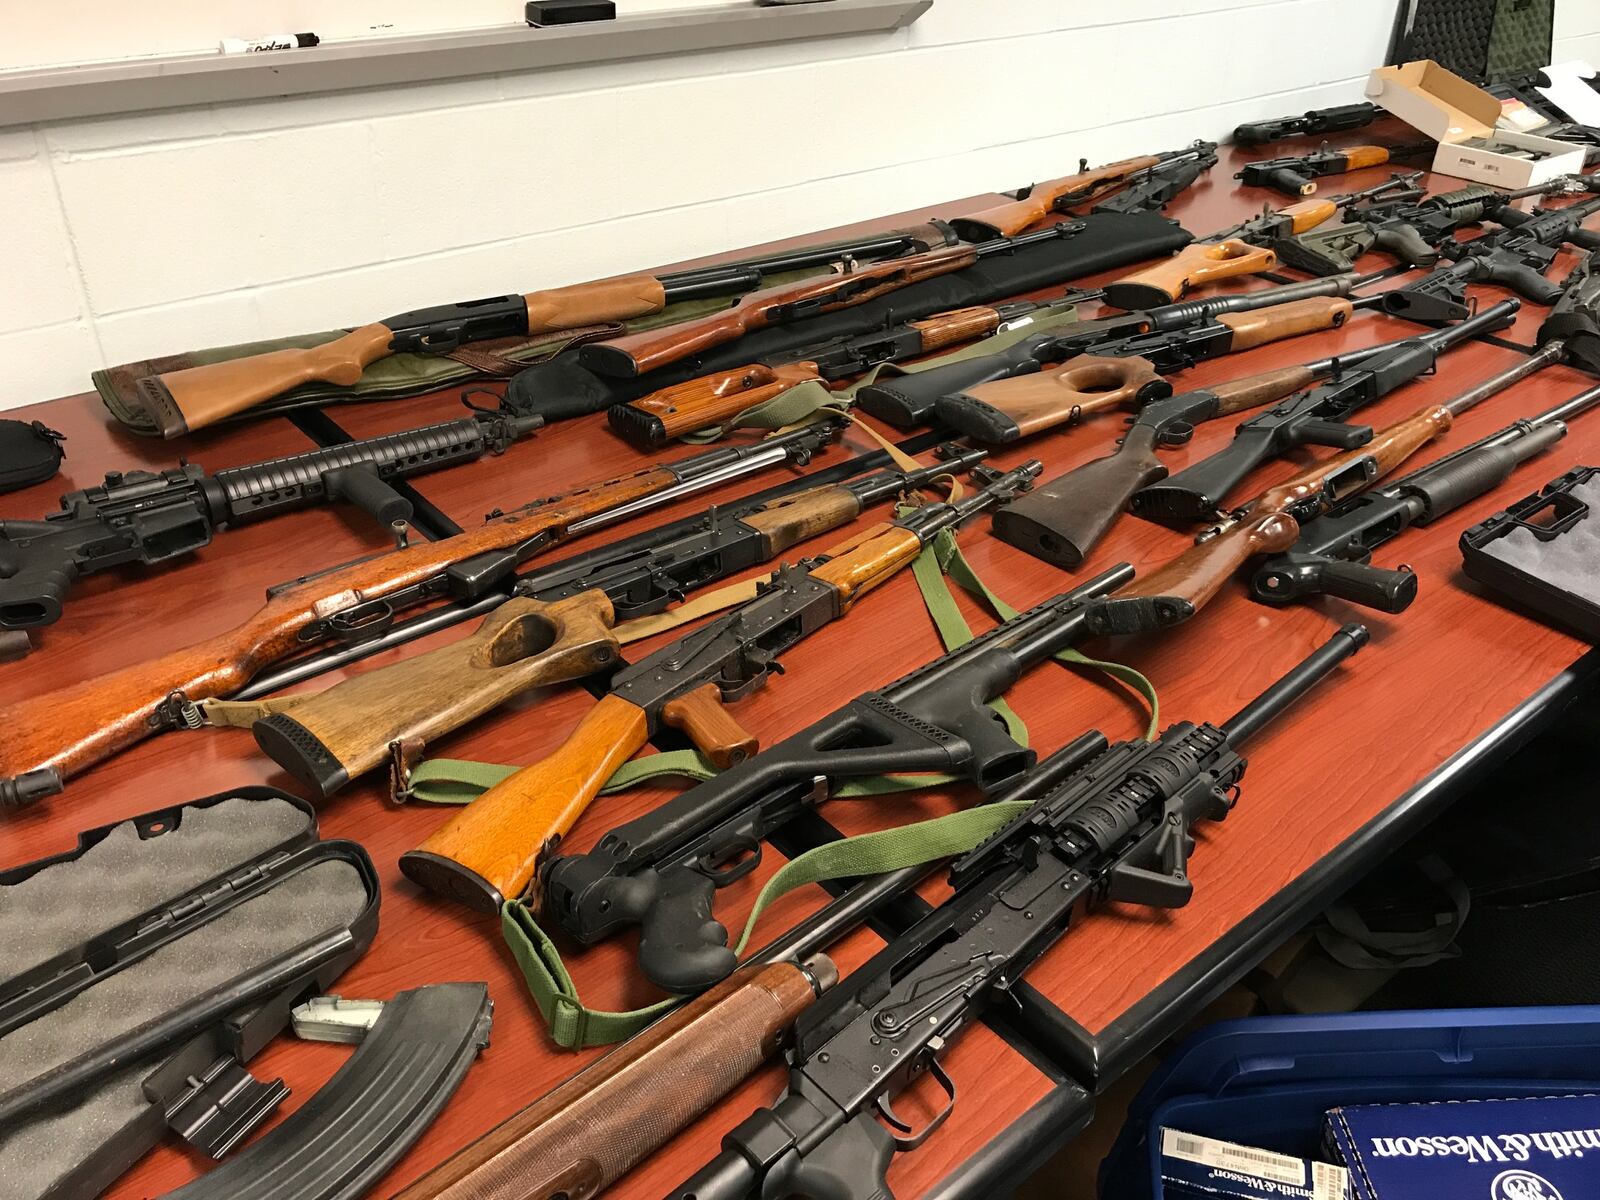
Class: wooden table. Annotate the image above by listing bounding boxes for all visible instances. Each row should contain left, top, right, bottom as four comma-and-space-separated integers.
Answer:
3, 128, 1597, 1199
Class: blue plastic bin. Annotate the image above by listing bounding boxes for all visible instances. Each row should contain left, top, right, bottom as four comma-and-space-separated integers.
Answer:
1098, 1006, 1600, 1199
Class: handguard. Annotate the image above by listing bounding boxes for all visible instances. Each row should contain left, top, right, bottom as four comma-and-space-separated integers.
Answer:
162, 984, 492, 1200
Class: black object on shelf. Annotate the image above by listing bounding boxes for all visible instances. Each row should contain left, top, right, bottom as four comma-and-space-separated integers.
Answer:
1461, 463, 1600, 641
525, 0, 617, 25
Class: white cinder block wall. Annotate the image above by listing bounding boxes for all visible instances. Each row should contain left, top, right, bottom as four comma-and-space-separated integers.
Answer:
5, 0, 1600, 410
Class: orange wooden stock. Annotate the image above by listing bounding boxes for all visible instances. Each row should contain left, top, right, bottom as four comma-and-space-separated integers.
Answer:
1208, 364, 1323, 417
940, 355, 1165, 443
953, 154, 1165, 238
1215, 296, 1353, 350
524, 274, 666, 333
1105, 240, 1280, 308
627, 362, 823, 442
1340, 146, 1392, 170
1281, 197, 1339, 234
808, 524, 926, 607
1120, 510, 1301, 611
904, 305, 1005, 352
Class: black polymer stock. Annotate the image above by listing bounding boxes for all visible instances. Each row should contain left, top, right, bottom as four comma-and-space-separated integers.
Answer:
0, 407, 541, 646
853, 276, 1362, 428
669, 626, 1368, 1200
539, 566, 1194, 995
1132, 300, 1522, 526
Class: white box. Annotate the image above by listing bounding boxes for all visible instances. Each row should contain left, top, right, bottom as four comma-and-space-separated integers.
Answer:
1365, 60, 1585, 188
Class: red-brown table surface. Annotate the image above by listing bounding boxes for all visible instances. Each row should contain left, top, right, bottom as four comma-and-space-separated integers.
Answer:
3, 126, 1597, 1199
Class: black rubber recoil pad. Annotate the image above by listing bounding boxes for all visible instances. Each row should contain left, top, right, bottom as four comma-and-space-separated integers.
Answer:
934, 393, 1024, 444
253, 714, 350, 799
607, 402, 670, 450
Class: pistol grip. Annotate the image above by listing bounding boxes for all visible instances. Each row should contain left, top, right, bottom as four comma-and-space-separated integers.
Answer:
663, 682, 758, 769
1491, 261, 1562, 305
1372, 223, 1440, 267
637, 866, 735, 994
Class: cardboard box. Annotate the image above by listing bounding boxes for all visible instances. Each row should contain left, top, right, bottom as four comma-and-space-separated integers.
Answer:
1325, 1093, 1600, 1199
1160, 1129, 1350, 1199
1366, 60, 1584, 187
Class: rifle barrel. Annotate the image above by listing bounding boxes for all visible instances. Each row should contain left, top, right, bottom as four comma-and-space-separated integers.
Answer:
1222, 624, 1368, 744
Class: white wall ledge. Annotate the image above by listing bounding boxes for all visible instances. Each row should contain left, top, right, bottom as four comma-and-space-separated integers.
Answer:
0, 0, 931, 127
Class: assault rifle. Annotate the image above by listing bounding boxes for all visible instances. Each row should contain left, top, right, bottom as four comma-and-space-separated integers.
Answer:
1233, 103, 1382, 145
1251, 380, 1600, 612
0, 406, 541, 650
576, 225, 1086, 379
1235, 143, 1426, 196
399, 461, 1044, 914
1382, 195, 1600, 325
1103, 173, 1422, 309
0, 424, 841, 810
605, 298, 1058, 449
1538, 247, 1600, 373
130, 223, 956, 436
670, 627, 1367, 1200
1084, 141, 1219, 215
1133, 300, 1519, 525
248, 450, 986, 799
947, 142, 1215, 241
854, 276, 1363, 428
990, 335, 1421, 568
1276, 179, 1582, 276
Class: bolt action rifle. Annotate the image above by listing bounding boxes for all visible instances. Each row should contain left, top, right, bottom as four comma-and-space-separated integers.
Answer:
1236, 143, 1427, 197
946, 142, 1216, 242
1381, 195, 1600, 325
0, 406, 542, 654
247, 449, 986, 799
130, 223, 957, 437
669, 626, 1367, 1200
854, 276, 1364, 429
398, 461, 1044, 914
1233, 103, 1383, 145
1133, 300, 1520, 525
605, 298, 1057, 450
1102, 173, 1422, 309
989, 335, 1421, 569
0, 424, 841, 811
576, 226, 1088, 380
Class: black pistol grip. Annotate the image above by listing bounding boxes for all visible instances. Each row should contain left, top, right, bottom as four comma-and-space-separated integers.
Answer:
1296, 418, 1373, 450
776, 1110, 896, 1200
0, 553, 74, 629
1372, 223, 1441, 267
1489, 260, 1562, 305
637, 866, 736, 994
1252, 553, 1417, 612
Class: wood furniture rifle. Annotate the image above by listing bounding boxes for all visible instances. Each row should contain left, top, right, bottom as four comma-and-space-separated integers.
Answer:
130, 224, 956, 437
1235, 143, 1427, 196
0, 424, 841, 810
398, 461, 1044, 914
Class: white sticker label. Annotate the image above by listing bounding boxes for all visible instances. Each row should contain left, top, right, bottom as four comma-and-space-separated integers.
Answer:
1162, 1128, 1308, 1186
1311, 1161, 1350, 1200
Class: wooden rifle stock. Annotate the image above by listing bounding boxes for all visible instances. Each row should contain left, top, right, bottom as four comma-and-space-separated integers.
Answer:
389, 958, 822, 1200
951, 154, 1165, 240
401, 523, 928, 911
580, 245, 979, 379
937, 355, 1165, 444
1212, 295, 1354, 348
140, 276, 667, 437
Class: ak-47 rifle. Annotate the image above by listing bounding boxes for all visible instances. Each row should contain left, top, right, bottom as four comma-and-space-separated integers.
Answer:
1084, 141, 1219, 214
946, 142, 1216, 242
1275, 179, 1584, 276
1250, 381, 1600, 612
932, 293, 1383, 445
1103, 173, 1423, 309
0, 406, 542, 652
130, 223, 956, 437
1235, 143, 1428, 196
1381, 195, 1600, 325
576, 225, 1086, 380
668, 627, 1367, 1200
1133, 300, 1520, 525
1233, 103, 1383, 145
605, 298, 1059, 450
989, 335, 1421, 568
854, 276, 1364, 429
0, 424, 841, 810
398, 461, 1044, 914
247, 450, 987, 799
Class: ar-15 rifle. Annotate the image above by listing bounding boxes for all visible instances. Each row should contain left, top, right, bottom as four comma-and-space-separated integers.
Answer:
1235, 143, 1427, 197
0, 424, 841, 810
1537, 247, 1600, 373
854, 276, 1363, 429
0, 406, 542, 652
946, 143, 1215, 242
669, 626, 1367, 1200
989, 335, 1422, 569
1233, 103, 1383, 145
605, 298, 1058, 450
398, 461, 1044, 914
932, 293, 1381, 445
130, 223, 956, 437
248, 450, 986, 799
577, 226, 1091, 381
1103, 174, 1423, 309
1381, 195, 1600, 325
1133, 300, 1520, 525
1275, 179, 1582, 276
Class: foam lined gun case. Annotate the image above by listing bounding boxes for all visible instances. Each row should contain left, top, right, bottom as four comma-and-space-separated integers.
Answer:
1460, 463, 1600, 641
0, 788, 379, 1200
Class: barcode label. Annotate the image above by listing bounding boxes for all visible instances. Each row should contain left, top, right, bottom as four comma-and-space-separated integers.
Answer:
1312, 1161, 1351, 1200
1162, 1128, 1309, 1186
